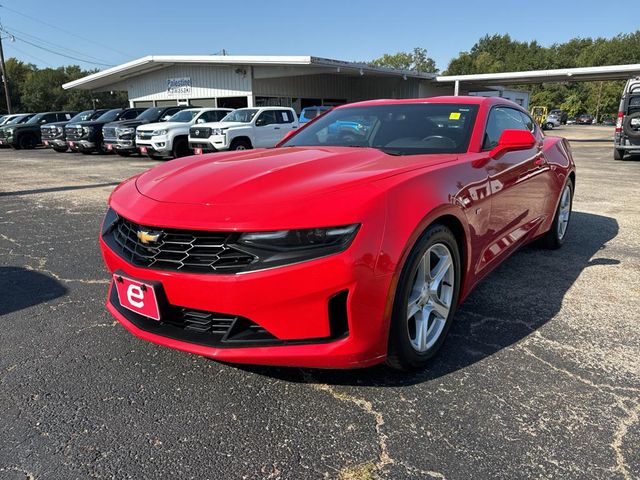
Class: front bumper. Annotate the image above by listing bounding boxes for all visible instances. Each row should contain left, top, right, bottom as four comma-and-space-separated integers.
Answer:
43, 138, 67, 148
189, 135, 228, 152
67, 139, 96, 151
100, 227, 392, 369
104, 139, 137, 154
137, 137, 171, 156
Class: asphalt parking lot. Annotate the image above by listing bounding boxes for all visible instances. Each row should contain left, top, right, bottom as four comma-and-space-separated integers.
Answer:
1, 126, 639, 480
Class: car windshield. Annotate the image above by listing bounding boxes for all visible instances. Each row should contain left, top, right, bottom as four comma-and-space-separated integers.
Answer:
222, 109, 259, 123
69, 110, 94, 122
168, 110, 198, 122
281, 103, 479, 155
136, 108, 166, 121
7, 115, 30, 125
25, 113, 46, 124
95, 109, 122, 122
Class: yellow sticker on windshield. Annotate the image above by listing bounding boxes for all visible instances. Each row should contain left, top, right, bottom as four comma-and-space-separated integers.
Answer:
449, 112, 461, 120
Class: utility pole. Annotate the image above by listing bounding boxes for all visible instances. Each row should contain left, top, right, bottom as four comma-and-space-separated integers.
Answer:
0, 33, 11, 114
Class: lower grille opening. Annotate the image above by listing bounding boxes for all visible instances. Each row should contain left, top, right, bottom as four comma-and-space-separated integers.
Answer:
328, 290, 350, 339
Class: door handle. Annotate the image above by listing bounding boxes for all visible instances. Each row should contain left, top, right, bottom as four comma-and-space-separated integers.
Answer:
274, 126, 280, 130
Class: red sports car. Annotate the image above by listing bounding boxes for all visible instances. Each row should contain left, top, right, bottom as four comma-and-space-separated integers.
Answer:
100, 97, 575, 370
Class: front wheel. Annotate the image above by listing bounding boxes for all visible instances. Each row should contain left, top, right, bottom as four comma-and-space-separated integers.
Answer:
545, 122, 554, 130
614, 148, 624, 161
540, 180, 573, 249
386, 224, 461, 371
18, 135, 37, 149
229, 138, 252, 151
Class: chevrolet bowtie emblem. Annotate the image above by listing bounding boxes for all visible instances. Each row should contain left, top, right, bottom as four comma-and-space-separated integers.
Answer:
137, 230, 161, 244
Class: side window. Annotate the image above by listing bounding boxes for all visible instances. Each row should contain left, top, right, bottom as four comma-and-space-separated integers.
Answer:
122, 110, 138, 120
41, 114, 56, 124
277, 110, 294, 124
164, 108, 180, 119
519, 111, 536, 133
215, 111, 229, 121
256, 111, 277, 126
482, 107, 528, 150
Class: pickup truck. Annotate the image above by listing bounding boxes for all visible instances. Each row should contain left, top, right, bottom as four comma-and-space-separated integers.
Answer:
41, 109, 109, 152
0, 114, 35, 147
188, 106, 298, 153
65, 108, 146, 154
136, 108, 232, 159
103, 106, 189, 156
3, 111, 77, 149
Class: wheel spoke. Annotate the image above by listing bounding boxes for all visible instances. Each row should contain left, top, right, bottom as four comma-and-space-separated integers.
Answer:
407, 297, 421, 319
414, 313, 428, 351
430, 296, 450, 319
429, 255, 452, 289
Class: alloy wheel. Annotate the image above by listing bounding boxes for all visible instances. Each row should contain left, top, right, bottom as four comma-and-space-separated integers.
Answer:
406, 243, 454, 353
557, 184, 572, 239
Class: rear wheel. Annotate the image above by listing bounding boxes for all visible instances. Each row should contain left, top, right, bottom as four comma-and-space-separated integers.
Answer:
614, 148, 624, 161
386, 224, 461, 371
230, 138, 252, 151
540, 180, 573, 249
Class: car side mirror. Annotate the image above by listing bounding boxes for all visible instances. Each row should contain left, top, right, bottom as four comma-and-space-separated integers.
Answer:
196, 118, 205, 124
40, 119, 47, 124
275, 129, 297, 147
255, 118, 265, 127
161, 115, 172, 121
490, 129, 536, 157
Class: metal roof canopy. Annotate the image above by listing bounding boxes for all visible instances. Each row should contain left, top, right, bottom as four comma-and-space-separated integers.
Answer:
62, 55, 436, 91
437, 64, 640, 92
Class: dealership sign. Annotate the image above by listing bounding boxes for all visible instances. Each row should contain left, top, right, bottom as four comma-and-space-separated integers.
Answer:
167, 77, 191, 95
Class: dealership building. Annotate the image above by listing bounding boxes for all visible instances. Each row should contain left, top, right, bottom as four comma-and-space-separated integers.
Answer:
63, 55, 640, 112
62, 55, 455, 112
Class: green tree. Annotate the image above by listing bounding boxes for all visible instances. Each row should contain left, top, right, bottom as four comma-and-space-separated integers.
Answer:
370, 47, 439, 73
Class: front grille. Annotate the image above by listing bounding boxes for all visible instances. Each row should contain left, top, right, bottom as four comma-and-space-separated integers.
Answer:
105, 216, 257, 274
189, 127, 211, 138
41, 127, 63, 140
137, 130, 153, 140
103, 127, 117, 141
65, 126, 84, 140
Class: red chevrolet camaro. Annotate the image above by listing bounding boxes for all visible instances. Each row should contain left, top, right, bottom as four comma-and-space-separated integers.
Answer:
100, 96, 575, 370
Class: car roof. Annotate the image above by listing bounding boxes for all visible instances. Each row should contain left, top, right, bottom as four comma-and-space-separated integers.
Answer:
340, 96, 520, 109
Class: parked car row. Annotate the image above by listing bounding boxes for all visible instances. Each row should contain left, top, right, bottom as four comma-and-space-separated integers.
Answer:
0, 105, 303, 160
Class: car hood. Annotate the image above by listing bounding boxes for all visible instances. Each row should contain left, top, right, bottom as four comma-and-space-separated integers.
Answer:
138, 121, 188, 131
196, 121, 246, 129
135, 146, 454, 206
41, 120, 69, 128
106, 119, 149, 129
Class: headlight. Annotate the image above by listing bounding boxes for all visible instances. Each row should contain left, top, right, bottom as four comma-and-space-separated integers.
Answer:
212, 128, 228, 136
152, 129, 168, 136
101, 207, 119, 236
82, 126, 94, 134
6, 128, 13, 135
236, 224, 360, 270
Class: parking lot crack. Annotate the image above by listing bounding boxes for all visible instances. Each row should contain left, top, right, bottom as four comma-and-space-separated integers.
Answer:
611, 399, 640, 480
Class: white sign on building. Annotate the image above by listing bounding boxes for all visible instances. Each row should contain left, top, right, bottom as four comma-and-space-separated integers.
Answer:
167, 77, 191, 96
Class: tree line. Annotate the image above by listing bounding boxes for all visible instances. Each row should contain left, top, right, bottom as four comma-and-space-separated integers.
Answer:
371, 32, 640, 117
2, 58, 129, 114
3, 31, 639, 117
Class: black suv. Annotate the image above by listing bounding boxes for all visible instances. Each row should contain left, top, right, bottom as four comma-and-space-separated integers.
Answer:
0, 114, 35, 147
41, 109, 109, 153
614, 77, 640, 160
103, 106, 189, 156
4, 111, 77, 149
65, 108, 146, 155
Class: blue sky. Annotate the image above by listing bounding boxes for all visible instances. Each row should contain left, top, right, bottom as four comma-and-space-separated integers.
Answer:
0, 0, 637, 72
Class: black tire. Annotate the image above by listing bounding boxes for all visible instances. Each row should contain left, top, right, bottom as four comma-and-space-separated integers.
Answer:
545, 122, 554, 130
540, 179, 574, 250
622, 112, 640, 139
172, 138, 190, 158
81, 150, 93, 155
116, 150, 131, 157
52, 146, 68, 153
149, 154, 164, 161
18, 134, 37, 149
614, 148, 624, 161
229, 138, 252, 151
386, 224, 462, 371
96, 141, 110, 155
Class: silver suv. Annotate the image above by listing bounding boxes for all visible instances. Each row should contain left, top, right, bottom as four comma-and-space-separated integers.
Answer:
614, 77, 640, 160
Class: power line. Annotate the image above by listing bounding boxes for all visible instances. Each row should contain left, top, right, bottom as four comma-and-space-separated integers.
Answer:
0, 28, 114, 67
0, 3, 130, 59
4, 25, 115, 65
4, 42, 54, 67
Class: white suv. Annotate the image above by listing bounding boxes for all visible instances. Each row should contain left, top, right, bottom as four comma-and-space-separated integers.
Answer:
188, 106, 298, 153
136, 108, 233, 159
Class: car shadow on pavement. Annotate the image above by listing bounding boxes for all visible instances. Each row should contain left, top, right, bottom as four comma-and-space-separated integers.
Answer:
0, 266, 68, 316
237, 211, 619, 387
